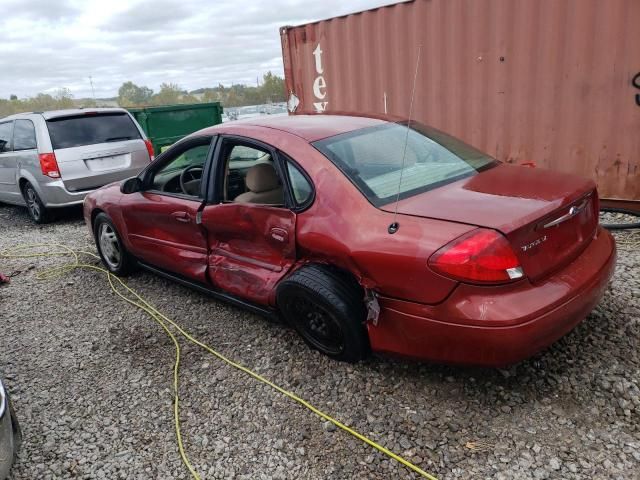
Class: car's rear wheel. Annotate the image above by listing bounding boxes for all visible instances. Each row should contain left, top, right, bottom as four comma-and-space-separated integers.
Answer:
22, 182, 52, 224
276, 265, 369, 362
93, 213, 137, 276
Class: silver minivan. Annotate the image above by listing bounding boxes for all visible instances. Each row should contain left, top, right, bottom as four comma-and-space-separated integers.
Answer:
0, 108, 153, 223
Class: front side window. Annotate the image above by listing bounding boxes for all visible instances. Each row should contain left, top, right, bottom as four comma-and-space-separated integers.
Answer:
150, 142, 211, 198
0, 122, 13, 152
221, 142, 284, 205
313, 123, 497, 207
46, 112, 141, 150
13, 120, 37, 151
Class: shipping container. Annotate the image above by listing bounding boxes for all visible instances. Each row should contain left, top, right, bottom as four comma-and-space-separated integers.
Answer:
280, 0, 640, 204
128, 102, 223, 155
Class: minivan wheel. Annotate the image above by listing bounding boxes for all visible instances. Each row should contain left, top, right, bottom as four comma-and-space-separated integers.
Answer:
276, 265, 369, 363
22, 182, 51, 223
93, 213, 137, 276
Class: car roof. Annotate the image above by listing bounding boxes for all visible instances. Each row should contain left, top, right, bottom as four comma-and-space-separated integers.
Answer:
210, 114, 389, 142
2, 107, 128, 121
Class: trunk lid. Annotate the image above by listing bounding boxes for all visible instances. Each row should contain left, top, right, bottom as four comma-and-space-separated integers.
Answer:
382, 164, 599, 281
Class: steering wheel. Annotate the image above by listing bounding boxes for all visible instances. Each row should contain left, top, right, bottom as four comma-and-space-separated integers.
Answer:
179, 165, 203, 196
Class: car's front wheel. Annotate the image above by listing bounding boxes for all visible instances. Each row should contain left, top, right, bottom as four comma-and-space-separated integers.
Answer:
276, 265, 369, 362
22, 182, 52, 224
93, 213, 137, 276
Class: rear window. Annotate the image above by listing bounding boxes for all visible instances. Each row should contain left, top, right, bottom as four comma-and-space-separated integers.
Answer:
46, 112, 141, 150
313, 122, 497, 207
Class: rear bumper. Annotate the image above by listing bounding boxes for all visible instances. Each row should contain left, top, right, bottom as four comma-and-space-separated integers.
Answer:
39, 179, 92, 207
39, 168, 140, 208
368, 227, 616, 367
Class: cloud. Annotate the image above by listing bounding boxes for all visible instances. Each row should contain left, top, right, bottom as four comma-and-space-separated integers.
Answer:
0, 0, 401, 99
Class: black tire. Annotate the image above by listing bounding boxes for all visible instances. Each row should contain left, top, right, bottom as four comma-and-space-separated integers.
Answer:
276, 264, 369, 362
22, 182, 52, 224
8, 398, 21, 459
600, 207, 640, 230
93, 212, 137, 276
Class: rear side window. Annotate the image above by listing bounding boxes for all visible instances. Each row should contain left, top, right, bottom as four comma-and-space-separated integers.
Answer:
46, 113, 141, 150
286, 160, 313, 205
13, 120, 37, 150
0, 122, 12, 152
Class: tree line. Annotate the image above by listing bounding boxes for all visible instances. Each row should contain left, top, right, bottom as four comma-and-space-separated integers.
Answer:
117, 72, 286, 108
0, 72, 286, 117
0, 89, 81, 118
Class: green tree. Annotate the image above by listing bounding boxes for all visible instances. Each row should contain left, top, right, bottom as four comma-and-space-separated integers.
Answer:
117, 81, 154, 107
260, 71, 286, 103
53, 88, 75, 109
151, 83, 182, 105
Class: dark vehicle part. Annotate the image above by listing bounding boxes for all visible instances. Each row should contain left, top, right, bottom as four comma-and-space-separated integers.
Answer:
22, 181, 52, 223
46, 112, 142, 150
8, 400, 21, 461
600, 207, 640, 230
93, 213, 137, 276
277, 265, 369, 362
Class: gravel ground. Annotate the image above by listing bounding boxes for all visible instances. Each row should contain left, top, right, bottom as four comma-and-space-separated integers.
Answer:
0, 203, 639, 480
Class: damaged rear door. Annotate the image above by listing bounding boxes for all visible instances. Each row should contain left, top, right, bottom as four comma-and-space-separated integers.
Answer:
199, 136, 297, 306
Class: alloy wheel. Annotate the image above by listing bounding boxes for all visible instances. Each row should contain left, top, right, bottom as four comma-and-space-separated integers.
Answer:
98, 223, 122, 269
25, 187, 41, 221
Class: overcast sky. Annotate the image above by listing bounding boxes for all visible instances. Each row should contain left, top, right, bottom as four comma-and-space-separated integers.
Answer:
0, 0, 398, 99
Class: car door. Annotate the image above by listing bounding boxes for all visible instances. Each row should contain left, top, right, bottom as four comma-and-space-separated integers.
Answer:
119, 135, 216, 282
9, 120, 39, 201
199, 136, 298, 306
0, 121, 16, 203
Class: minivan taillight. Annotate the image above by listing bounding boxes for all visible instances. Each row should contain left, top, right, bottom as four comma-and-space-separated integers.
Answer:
428, 229, 524, 284
39, 153, 61, 178
144, 139, 155, 161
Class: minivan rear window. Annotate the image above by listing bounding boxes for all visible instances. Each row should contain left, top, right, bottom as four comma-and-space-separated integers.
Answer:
46, 112, 141, 150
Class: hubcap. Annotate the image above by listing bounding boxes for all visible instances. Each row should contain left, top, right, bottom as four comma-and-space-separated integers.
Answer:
289, 296, 345, 355
26, 188, 40, 219
98, 223, 121, 269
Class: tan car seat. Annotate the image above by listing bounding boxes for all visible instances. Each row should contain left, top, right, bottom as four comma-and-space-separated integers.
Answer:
234, 163, 283, 204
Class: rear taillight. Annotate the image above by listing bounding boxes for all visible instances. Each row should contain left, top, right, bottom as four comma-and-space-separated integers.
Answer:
38, 153, 61, 178
144, 139, 155, 161
428, 229, 524, 284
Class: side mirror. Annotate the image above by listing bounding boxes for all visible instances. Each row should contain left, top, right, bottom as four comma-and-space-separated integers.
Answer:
120, 177, 142, 194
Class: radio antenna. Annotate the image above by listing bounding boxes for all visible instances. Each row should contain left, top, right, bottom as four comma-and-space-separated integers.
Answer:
388, 45, 422, 234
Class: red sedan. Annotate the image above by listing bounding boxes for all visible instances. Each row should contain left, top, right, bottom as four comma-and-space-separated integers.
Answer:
83, 115, 616, 366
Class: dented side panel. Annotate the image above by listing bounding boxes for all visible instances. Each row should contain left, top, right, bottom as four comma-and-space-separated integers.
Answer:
201, 203, 296, 305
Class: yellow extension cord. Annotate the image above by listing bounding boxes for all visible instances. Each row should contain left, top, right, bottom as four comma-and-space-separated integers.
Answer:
0, 244, 438, 480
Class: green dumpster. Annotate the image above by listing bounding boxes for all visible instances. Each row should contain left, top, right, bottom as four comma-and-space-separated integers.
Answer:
128, 102, 223, 155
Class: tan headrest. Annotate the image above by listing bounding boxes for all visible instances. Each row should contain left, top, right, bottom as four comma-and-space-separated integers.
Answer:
246, 163, 280, 193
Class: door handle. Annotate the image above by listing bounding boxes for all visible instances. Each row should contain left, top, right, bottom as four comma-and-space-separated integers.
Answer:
270, 227, 288, 243
172, 211, 191, 223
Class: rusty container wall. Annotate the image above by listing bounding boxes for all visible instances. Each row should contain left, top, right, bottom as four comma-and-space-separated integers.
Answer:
281, 0, 640, 202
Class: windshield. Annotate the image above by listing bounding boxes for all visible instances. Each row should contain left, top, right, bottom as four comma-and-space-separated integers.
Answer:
313, 122, 497, 206
46, 112, 141, 150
